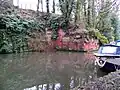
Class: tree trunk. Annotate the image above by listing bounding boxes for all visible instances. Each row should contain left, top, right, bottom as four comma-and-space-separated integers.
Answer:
92, 0, 95, 27
41, 0, 43, 12
46, 84, 49, 90
17, 0, 19, 7
83, 0, 87, 18
37, 0, 40, 15
83, 0, 87, 25
87, 0, 92, 27
36, 85, 39, 90
59, 0, 74, 27
67, 0, 74, 25
52, 84, 55, 90
87, 0, 90, 26
101, 0, 105, 9
52, 0, 55, 13
75, 0, 80, 23
46, 0, 49, 13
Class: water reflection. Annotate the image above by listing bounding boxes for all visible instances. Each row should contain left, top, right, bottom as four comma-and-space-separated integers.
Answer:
0, 52, 106, 90
24, 83, 61, 90
24, 83, 62, 90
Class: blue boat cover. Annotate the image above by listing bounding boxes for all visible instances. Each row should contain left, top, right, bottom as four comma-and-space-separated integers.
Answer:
115, 40, 120, 46
97, 44, 120, 55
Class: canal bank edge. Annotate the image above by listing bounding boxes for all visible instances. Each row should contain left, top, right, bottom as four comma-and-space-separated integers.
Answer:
74, 70, 120, 90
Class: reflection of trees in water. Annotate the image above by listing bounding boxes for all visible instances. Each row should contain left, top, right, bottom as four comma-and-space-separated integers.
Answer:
71, 53, 97, 88
0, 52, 97, 90
24, 83, 61, 90
44, 52, 97, 89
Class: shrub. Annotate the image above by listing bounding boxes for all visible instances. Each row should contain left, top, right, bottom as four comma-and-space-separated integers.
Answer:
0, 14, 43, 53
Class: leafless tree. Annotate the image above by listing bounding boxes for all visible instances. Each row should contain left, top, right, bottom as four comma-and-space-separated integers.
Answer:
37, 0, 40, 15
52, 0, 55, 13
41, 0, 43, 12
46, 0, 49, 13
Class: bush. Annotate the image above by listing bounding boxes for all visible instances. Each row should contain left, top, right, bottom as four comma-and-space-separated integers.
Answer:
48, 15, 68, 40
0, 14, 43, 53
88, 28, 109, 44
95, 30, 109, 44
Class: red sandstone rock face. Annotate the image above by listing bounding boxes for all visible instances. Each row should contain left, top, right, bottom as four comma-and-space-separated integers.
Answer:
55, 28, 99, 51
27, 28, 99, 52
28, 30, 98, 52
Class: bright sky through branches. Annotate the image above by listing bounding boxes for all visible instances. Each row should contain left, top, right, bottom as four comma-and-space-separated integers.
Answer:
13, 0, 120, 15
13, 0, 60, 14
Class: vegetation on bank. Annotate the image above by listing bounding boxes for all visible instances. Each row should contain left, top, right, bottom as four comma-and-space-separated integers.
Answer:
0, 14, 44, 53
0, 0, 120, 53
74, 70, 120, 90
41, 0, 120, 43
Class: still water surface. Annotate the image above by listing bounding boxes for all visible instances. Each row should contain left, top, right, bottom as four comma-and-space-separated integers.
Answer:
0, 52, 107, 90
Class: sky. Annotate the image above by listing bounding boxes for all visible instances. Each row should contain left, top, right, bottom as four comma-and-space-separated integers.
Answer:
13, 0, 61, 14
13, 0, 120, 15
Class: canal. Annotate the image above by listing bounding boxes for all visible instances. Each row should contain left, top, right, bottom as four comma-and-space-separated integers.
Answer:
0, 52, 108, 90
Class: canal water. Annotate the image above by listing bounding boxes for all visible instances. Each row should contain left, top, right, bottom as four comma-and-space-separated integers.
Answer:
0, 52, 107, 90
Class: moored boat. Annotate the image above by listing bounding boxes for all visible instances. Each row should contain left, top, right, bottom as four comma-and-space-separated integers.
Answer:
115, 40, 120, 46
94, 44, 120, 71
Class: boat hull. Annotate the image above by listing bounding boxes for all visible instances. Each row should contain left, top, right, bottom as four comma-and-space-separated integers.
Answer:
95, 58, 120, 71
101, 61, 120, 71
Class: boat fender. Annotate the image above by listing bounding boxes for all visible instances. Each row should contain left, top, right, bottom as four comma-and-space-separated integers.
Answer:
95, 57, 106, 67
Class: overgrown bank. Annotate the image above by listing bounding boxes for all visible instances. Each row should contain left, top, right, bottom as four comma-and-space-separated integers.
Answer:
0, 13, 45, 53
0, 0, 120, 53
74, 70, 120, 90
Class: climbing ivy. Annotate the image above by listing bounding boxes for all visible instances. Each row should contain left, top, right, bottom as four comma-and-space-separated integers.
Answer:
48, 15, 68, 40
0, 14, 43, 53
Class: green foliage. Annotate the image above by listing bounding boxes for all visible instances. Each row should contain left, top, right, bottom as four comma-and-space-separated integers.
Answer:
95, 13, 115, 42
95, 30, 109, 44
48, 15, 67, 40
88, 28, 109, 44
0, 14, 43, 53
0, 40, 12, 53
59, 0, 75, 25
93, 0, 120, 42
111, 15, 120, 40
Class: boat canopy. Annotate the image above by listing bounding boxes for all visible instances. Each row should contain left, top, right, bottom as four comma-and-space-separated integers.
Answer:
115, 40, 120, 46
94, 44, 120, 56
